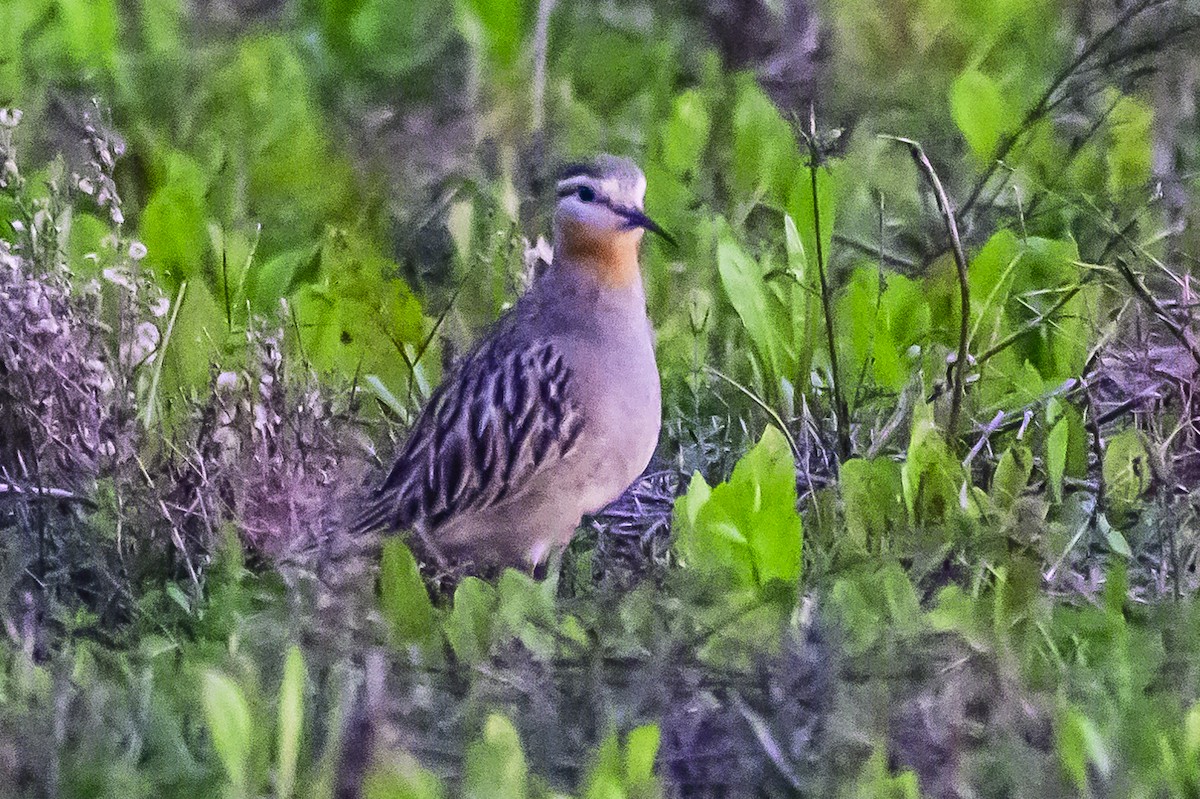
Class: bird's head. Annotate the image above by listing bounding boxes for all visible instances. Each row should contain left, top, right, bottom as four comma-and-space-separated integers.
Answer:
551, 156, 674, 288
553, 155, 674, 244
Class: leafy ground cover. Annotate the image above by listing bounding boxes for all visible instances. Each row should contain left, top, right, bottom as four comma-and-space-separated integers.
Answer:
2, 0, 1200, 796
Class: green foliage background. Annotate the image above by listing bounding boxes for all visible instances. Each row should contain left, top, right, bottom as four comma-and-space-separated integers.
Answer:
2, 0, 1200, 796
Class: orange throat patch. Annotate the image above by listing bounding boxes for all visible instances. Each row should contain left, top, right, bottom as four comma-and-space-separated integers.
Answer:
557, 220, 644, 289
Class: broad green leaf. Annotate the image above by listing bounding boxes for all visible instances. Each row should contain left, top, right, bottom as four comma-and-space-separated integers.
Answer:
1046, 417, 1069, 504
276, 646, 305, 799
364, 758, 446, 799
581, 724, 662, 799
58, 0, 118, 70
1106, 91, 1153, 193
463, 714, 527, 799
730, 75, 799, 205
341, 0, 453, 78
445, 577, 498, 665
140, 0, 184, 53
140, 150, 209, 286
785, 157, 837, 281
1015, 238, 1086, 381
783, 214, 807, 280
674, 426, 802, 590
950, 69, 1009, 161
624, 725, 661, 786
837, 267, 929, 393
202, 671, 253, 795
1105, 525, 1133, 558
901, 402, 965, 525
1056, 707, 1111, 789
158, 281, 224, 413
716, 220, 797, 393
496, 569, 557, 659
65, 212, 111, 280
927, 585, 987, 647
968, 229, 1021, 343
828, 572, 883, 657
839, 458, 904, 552
676, 472, 712, 530
456, 0, 526, 71
992, 445, 1033, 509
661, 89, 712, 176
252, 244, 321, 311
1103, 428, 1150, 522
379, 539, 438, 652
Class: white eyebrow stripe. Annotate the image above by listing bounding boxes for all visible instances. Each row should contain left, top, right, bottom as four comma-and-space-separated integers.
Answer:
555, 176, 596, 193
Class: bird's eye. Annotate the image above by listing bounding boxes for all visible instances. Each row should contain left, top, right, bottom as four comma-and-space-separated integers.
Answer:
577, 186, 595, 203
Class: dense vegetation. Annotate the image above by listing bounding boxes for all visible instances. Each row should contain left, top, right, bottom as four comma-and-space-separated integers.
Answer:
2, 0, 1200, 796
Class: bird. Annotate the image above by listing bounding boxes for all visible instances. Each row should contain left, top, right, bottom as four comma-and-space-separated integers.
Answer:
353, 154, 671, 569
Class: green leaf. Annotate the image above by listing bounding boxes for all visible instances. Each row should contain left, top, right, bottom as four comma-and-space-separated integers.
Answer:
140, 0, 184, 53
342, 0, 454, 79
139, 150, 210, 286
496, 569, 557, 659
276, 646, 305, 799
927, 585, 987, 647
165, 582, 191, 615
1057, 707, 1111, 789
58, 0, 118, 70
1046, 417, 1069, 504
252, 244, 321, 311
837, 267, 929, 393
950, 69, 1009, 161
1103, 428, 1150, 522
1106, 91, 1153, 193
202, 671, 253, 795
901, 402, 965, 526
730, 75, 799, 205
661, 89, 712, 176
674, 426, 802, 591
840, 458, 905, 552
158, 281, 225, 416
445, 577, 498, 665
581, 725, 662, 799
716, 219, 798, 395
379, 539, 438, 652
364, 758, 446, 799
992, 445, 1033, 509
785, 157, 837, 282
624, 725, 660, 786
1105, 525, 1132, 558
456, 0, 526, 71
463, 714, 528, 799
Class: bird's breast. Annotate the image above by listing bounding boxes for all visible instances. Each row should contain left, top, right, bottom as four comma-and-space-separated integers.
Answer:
560, 323, 661, 512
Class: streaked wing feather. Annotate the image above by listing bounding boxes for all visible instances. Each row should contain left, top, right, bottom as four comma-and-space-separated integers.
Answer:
355, 337, 585, 535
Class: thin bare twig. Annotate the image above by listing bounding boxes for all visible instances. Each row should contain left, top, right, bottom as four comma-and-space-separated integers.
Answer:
706, 366, 802, 463
1081, 378, 1106, 518
976, 286, 1083, 366
806, 108, 851, 463
733, 694, 805, 792
0, 483, 95, 507
1114, 257, 1200, 368
884, 136, 971, 444
530, 0, 557, 133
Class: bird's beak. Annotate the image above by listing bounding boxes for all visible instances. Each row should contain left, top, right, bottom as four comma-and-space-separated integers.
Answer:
617, 207, 678, 248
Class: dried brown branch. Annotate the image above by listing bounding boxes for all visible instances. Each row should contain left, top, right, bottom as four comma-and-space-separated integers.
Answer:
1114, 257, 1200, 368
806, 108, 851, 463
884, 136, 971, 444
